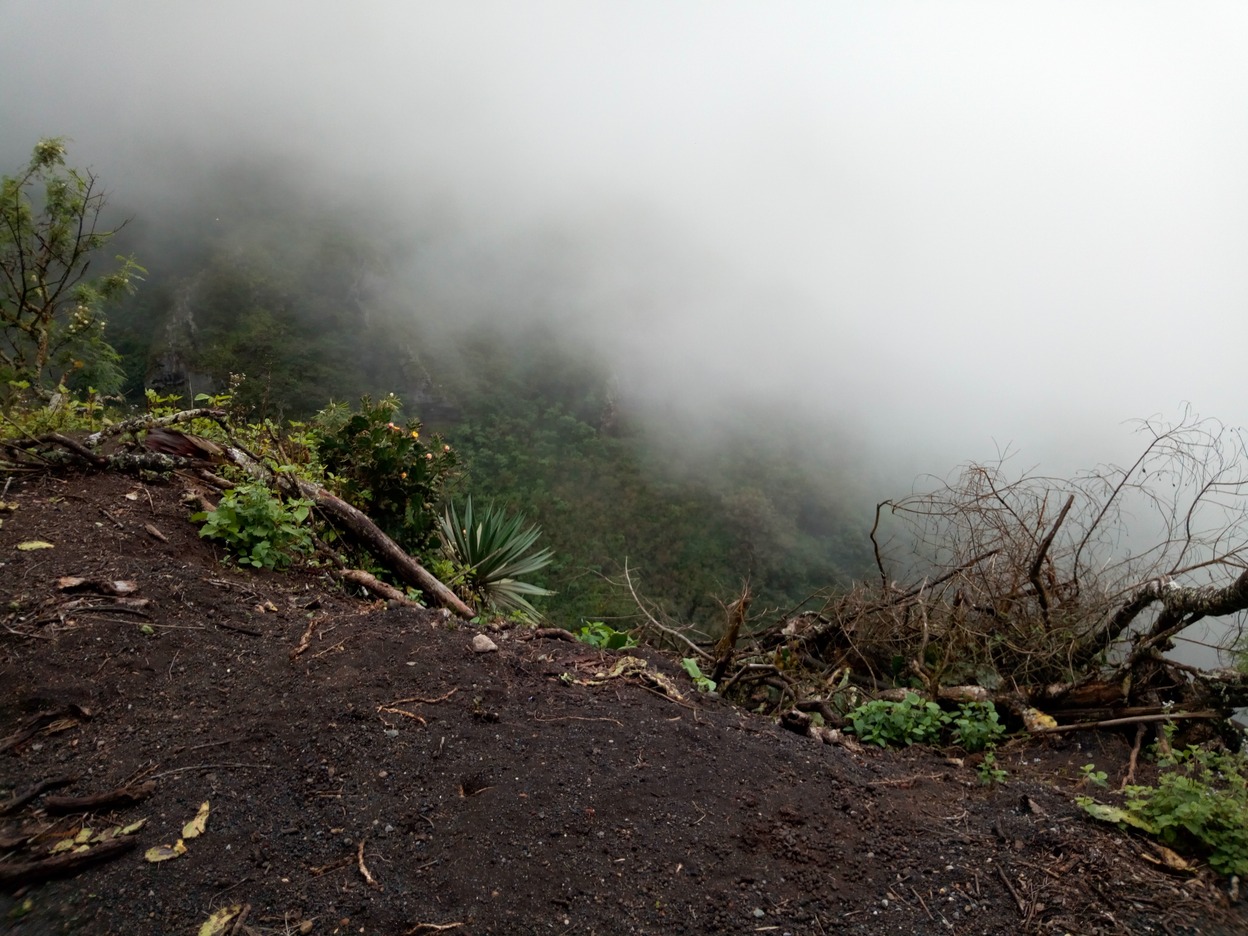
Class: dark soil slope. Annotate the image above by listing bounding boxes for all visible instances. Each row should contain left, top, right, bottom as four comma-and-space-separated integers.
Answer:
0, 471, 1243, 935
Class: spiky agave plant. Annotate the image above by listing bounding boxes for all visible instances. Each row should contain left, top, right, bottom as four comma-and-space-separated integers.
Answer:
438, 497, 554, 619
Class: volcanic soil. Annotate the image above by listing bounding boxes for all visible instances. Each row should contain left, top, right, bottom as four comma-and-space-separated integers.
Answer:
0, 470, 1245, 935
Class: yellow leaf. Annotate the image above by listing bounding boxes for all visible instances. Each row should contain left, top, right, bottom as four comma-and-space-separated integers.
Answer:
1143, 844, 1196, 872
1080, 800, 1157, 833
144, 840, 187, 863
49, 837, 77, 854
120, 818, 147, 835
182, 801, 210, 839
16, 540, 54, 551
74, 828, 93, 844
1021, 707, 1058, 731
197, 905, 243, 936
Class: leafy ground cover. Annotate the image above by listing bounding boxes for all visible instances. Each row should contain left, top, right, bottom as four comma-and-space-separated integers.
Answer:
1, 470, 1245, 935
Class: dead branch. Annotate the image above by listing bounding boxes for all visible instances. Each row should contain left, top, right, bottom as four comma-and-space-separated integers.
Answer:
284, 477, 472, 618
517, 627, 579, 643
0, 837, 135, 886
1119, 723, 1147, 790
710, 583, 750, 685
84, 408, 228, 446
290, 619, 317, 661
1028, 493, 1074, 624
339, 569, 422, 607
357, 839, 381, 890
43, 780, 156, 814
623, 560, 711, 660
0, 776, 76, 816
1034, 711, 1219, 734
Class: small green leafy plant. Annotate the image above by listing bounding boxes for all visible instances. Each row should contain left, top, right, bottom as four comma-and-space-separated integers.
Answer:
1080, 763, 1108, 788
847, 694, 1007, 751
848, 692, 948, 747
438, 496, 553, 619
681, 658, 716, 692
575, 621, 638, 650
978, 750, 1008, 786
1079, 744, 1248, 876
193, 481, 314, 569
949, 701, 1006, 753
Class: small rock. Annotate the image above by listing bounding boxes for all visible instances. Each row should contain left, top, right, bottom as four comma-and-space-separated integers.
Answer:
753, 908, 765, 918
472, 634, 498, 653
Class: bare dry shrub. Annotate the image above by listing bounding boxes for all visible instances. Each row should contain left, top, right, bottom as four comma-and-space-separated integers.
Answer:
811, 408, 1248, 689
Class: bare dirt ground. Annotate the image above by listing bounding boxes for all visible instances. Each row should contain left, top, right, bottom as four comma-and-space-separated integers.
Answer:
1, 470, 1245, 936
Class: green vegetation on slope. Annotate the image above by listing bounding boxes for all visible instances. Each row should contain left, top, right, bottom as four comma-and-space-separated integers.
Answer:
92, 160, 872, 627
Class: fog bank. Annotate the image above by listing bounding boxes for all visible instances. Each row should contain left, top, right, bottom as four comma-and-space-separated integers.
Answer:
4, 2, 1248, 491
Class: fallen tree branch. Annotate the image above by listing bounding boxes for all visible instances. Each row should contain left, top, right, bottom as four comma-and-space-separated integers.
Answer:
0, 837, 135, 886
624, 560, 711, 660
0, 776, 76, 816
1033, 711, 1219, 734
43, 780, 157, 814
84, 408, 228, 446
286, 478, 473, 618
339, 569, 423, 607
518, 627, 579, 643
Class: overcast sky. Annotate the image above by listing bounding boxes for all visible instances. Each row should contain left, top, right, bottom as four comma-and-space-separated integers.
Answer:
4, 2, 1248, 485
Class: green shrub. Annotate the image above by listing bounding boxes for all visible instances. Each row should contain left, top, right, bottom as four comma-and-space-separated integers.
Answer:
575, 621, 638, 650
848, 693, 948, 747
977, 750, 1008, 786
193, 481, 314, 569
311, 395, 457, 557
438, 496, 553, 619
949, 701, 1006, 753
1121, 746, 1248, 876
846, 694, 1006, 751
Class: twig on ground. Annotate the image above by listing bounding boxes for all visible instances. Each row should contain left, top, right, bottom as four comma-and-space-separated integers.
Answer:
148, 763, 274, 780
534, 714, 624, 727
386, 689, 458, 706
1120, 722, 1148, 790
378, 706, 427, 725
358, 838, 382, 890
290, 619, 317, 661
340, 568, 422, 606
1035, 711, 1218, 734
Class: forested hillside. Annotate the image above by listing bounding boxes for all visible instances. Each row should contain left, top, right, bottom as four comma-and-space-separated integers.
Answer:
102, 165, 872, 627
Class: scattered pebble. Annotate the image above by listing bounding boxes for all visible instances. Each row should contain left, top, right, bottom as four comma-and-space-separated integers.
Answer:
472, 634, 498, 653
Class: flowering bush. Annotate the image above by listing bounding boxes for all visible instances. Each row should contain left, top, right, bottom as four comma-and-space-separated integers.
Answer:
312, 395, 458, 556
